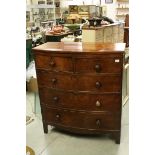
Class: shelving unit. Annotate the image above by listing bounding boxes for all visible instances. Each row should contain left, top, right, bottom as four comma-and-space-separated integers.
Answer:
116, 0, 129, 21
26, 0, 61, 26
116, 8, 129, 10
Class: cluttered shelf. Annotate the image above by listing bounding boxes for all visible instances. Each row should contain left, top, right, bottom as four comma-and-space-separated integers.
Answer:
116, 8, 129, 9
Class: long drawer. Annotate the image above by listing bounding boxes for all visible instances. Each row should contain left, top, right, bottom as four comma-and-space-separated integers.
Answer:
42, 107, 120, 130
39, 88, 121, 112
37, 70, 121, 92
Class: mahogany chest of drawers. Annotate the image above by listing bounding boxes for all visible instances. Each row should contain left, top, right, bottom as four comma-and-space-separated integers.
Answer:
33, 42, 125, 144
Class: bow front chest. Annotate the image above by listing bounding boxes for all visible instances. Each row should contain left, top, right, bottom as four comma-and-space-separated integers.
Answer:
33, 42, 125, 144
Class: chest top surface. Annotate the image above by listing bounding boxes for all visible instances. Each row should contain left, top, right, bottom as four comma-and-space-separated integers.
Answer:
33, 42, 125, 54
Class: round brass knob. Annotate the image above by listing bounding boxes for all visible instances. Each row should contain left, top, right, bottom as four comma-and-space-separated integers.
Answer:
50, 61, 55, 67
96, 119, 101, 126
96, 101, 101, 107
56, 114, 60, 119
94, 64, 101, 72
51, 78, 57, 84
95, 81, 102, 89
53, 96, 59, 102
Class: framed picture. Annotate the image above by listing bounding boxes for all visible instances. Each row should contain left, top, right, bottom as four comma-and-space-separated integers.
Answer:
69, 5, 78, 14
105, 0, 113, 3
89, 5, 96, 17
47, 0, 53, 5
78, 5, 89, 14
26, 11, 30, 22
55, 2, 60, 7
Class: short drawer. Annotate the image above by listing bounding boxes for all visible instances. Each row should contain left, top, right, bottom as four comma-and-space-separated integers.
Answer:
75, 57, 122, 73
37, 70, 74, 90
76, 75, 122, 92
42, 107, 120, 130
34, 54, 73, 72
39, 88, 121, 112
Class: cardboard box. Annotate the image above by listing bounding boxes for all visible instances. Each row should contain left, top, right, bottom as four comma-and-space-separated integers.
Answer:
27, 78, 38, 92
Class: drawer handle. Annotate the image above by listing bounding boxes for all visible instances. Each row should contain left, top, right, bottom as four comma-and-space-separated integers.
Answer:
95, 81, 102, 89
96, 101, 101, 107
94, 64, 101, 72
50, 61, 55, 67
96, 119, 101, 126
56, 114, 60, 119
51, 78, 57, 84
53, 96, 59, 102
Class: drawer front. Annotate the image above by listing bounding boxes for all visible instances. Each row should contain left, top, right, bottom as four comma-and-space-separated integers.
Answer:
35, 55, 73, 72
76, 75, 121, 92
37, 70, 74, 90
43, 107, 85, 128
75, 57, 122, 73
85, 113, 120, 130
39, 88, 121, 112
43, 107, 120, 130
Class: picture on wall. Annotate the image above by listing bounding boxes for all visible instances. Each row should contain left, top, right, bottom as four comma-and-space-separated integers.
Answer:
26, 11, 30, 22
78, 5, 89, 14
69, 5, 78, 14
105, 0, 113, 3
